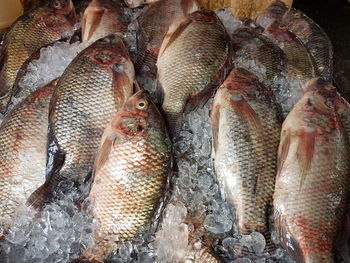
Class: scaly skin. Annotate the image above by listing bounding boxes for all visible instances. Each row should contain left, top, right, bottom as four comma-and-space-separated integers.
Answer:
274, 78, 350, 263
80, 90, 171, 262
0, 79, 57, 231
26, 34, 134, 209
211, 68, 281, 234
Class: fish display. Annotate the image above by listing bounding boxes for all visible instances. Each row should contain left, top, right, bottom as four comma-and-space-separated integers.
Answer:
157, 10, 230, 134
280, 8, 333, 81
136, 0, 199, 78
79, 90, 171, 262
26, 34, 134, 209
82, 0, 129, 43
274, 78, 350, 263
0, 0, 76, 110
0, 79, 57, 231
211, 68, 280, 235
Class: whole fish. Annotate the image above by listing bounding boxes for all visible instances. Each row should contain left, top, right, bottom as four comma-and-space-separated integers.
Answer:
79, 90, 171, 262
0, 79, 57, 230
82, 0, 129, 43
123, 0, 159, 8
280, 8, 333, 81
274, 78, 350, 263
135, 0, 199, 78
255, 0, 288, 29
263, 22, 316, 114
0, 0, 76, 109
231, 27, 288, 109
26, 34, 134, 209
211, 68, 280, 235
157, 10, 230, 134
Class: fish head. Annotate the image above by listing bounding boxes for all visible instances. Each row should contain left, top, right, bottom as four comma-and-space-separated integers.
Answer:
110, 90, 156, 136
256, 0, 289, 28
123, 0, 158, 8
280, 8, 308, 32
42, 0, 77, 36
264, 22, 295, 43
82, 0, 127, 42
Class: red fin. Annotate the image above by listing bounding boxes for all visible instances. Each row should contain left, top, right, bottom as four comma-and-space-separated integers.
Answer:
277, 132, 290, 179
82, 8, 104, 42
186, 85, 216, 112
296, 130, 316, 188
210, 104, 220, 154
93, 137, 114, 174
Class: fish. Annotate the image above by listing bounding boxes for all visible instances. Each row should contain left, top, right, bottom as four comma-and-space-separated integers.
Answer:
280, 8, 333, 81
135, 0, 199, 78
0, 79, 57, 231
0, 0, 77, 110
20, 0, 45, 12
255, 0, 289, 28
26, 34, 134, 209
274, 78, 350, 263
157, 10, 230, 135
82, 0, 129, 43
79, 90, 171, 262
263, 22, 316, 114
211, 68, 281, 235
123, 0, 159, 8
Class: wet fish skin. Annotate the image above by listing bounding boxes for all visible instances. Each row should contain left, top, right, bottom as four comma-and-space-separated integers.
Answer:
157, 10, 230, 134
80, 90, 171, 262
280, 8, 333, 81
136, 0, 199, 78
0, 0, 77, 104
274, 78, 350, 263
26, 34, 134, 209
0, 79, 57, 230
255, 0, 289, 29
211, 68, 281, 235
82, 0, 129, 43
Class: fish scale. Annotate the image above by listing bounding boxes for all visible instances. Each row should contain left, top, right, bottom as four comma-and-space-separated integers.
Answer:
80, 91, 171, 262
212, 68, 280, 235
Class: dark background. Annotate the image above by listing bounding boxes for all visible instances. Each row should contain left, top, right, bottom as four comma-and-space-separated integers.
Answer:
294, 0, 350, 99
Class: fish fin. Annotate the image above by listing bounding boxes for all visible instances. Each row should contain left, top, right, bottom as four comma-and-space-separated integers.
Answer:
185, 84, 216, 113
155, 79, 164, 106
277, 132, 291, 179
26, 181, 56, 210
133, 80, 142, 92
111, 64, 133, 107
81, 8, 104, 42
296, 130, 315, 188
274, 209, 305, 263
93, 137, 114, 174
210, 104, 220, 155
157, 17, 191, 59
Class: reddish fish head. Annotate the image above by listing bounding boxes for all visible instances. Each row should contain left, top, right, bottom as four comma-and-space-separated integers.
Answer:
280, 8, 308, 32
82, 0, 128, 42
109, 90, 156, 136
42, 0, 77, 35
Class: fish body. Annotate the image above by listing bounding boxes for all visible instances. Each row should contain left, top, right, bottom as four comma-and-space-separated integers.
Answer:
0, 79, 57, 229
274, 78, 350, 263
211, 68, 280, 234
255, 0, 288, 29
27, 34, 134, 209
0, 0, 76, 107
82, 0, 129, 43
157, 10, 230, 134
136, 0, 199, 78
280, 8, 333, 81
80, 90, 171, 262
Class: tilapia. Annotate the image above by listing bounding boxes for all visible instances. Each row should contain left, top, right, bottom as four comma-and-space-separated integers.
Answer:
211, 68, 280, 235
135, 0, 199, 78
280, 8, 333, 81
0, 0, 76, 109
231, 27, 288, 109
255, 0, 289, 29
0, 79, 57, 230
26, 34, 134, 209
157, 10, 230, 134
82, 0, 129, 43
123, 0, 159, 8
274, 78, 350, 263
79, 90, 171, 262
263, 22, 316, 114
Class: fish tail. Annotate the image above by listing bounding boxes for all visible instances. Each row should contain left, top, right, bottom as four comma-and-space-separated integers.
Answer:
26, 182, 56, 211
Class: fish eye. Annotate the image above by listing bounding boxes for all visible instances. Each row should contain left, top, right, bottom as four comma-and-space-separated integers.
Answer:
53, 0, 63, 9
294, 12, 301, 18
325, 99, 333, 108
136, 99, 148, 110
